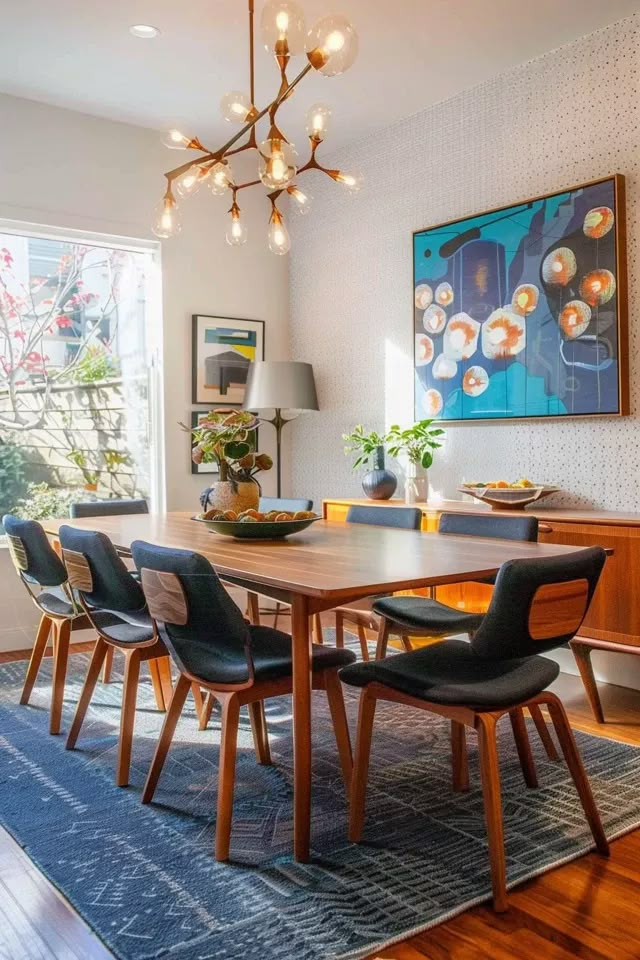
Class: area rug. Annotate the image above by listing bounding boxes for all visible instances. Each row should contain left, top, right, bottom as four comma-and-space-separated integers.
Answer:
1, 642, 640, 960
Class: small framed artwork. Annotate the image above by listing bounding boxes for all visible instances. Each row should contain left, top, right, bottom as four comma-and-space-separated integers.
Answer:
192, 315, 265, 406
190, 410, 259, 474
413, 175, 628, 422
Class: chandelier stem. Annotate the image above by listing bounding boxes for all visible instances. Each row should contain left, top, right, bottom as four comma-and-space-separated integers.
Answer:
248, 0, 255, 106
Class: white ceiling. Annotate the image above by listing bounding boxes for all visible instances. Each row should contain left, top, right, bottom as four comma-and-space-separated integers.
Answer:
1, 0, 639, 153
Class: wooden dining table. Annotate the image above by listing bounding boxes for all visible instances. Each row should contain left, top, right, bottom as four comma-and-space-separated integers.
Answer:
45, 511, 594, 862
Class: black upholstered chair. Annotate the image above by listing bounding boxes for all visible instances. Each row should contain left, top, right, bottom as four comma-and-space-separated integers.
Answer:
2, 514, 93, 735
331, 505, 423, 659
131, 539, 356, 861
69, 498, 149, 518
59, 525, 175, 786
342, 547, 609, 912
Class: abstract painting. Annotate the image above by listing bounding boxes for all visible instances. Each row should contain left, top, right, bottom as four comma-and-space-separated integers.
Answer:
192, 315, 265, 405
413, 176, 628, 421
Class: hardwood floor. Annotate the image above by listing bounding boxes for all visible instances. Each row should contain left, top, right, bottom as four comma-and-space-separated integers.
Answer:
2, 641, 640, 959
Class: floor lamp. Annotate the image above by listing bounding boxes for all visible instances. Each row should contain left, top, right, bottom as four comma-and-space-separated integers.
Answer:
243, 361, 319, 498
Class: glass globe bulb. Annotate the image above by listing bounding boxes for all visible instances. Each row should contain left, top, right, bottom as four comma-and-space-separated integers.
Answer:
226, 209, 248, 246
162, 128, 191, 149
306, 15, 358, 76
258, 137, 297, 189
209, 160, 233, 195
175, 165, 209, 198
268, 211, 291, 255
334, 169, 363, 193
220, 91, 254, 123
152, 199, 181, 239
305, 102, 332, 141
261, 0, 306, 57
287, 184, 313, 215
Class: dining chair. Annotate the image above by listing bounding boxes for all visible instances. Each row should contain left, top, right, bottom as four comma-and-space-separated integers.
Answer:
58, 525, 177, 786
2, 514, 94, 735
341, 546, 609, 912
130, 539, 356, 861
69, 497, 149, 683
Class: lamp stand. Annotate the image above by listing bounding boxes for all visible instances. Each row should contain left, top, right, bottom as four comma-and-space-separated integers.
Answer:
264, 409, 298, 498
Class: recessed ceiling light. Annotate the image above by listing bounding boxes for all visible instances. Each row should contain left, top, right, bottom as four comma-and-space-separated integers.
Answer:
130, 24, 160, 39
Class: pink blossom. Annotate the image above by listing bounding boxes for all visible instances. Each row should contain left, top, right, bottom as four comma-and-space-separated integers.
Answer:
12, 330, 26, 340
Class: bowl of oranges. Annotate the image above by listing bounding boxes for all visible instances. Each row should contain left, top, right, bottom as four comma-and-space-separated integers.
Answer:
192, 507, 321, 539
459, 479, 559, 511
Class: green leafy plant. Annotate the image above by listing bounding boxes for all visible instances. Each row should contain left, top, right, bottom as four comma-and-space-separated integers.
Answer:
0, 442, 28, 519
342, 425, 387, 470
12, 482, 78, 521
180, 409, 272, 484
385, 419, 445, 470
69, 345, 119, 384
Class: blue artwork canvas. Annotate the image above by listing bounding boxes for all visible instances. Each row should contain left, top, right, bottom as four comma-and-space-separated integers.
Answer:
413, 176, 628, 421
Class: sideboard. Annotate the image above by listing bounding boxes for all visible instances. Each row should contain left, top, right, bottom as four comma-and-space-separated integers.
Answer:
323, 497, 640, 722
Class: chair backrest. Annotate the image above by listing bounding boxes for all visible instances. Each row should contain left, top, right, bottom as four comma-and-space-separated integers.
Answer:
471, 546, 606, 660
58, 525, 146, 614
439, 511, 538, 542
259, 497, 313, 513
346, 504, 422, 530
131, 540, 253, 686
2, 514, 68, 587
70, 498, 149, 519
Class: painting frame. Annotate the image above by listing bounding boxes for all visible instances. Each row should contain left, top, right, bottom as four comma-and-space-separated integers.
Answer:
192, 314, 265, 406
190, 409, 259, 475
412, 174, 629, 424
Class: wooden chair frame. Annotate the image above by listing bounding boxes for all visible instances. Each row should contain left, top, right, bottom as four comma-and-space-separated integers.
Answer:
348, 684, 609, 912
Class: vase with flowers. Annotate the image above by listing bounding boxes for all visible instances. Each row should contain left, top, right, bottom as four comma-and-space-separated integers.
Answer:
181, 409, 273, 514
385, 419, 445, 504
342, 425, 398, 500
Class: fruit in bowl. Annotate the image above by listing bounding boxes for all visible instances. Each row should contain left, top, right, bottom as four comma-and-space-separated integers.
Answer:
463, 478, 536, 490
198, 508, 318, 522
193, 507, 321, 539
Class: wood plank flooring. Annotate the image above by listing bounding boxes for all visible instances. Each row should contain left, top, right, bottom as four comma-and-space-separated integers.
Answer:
2, 642, 640, 960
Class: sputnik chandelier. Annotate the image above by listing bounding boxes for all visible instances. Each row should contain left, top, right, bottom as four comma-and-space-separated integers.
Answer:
153, 0, 361, 254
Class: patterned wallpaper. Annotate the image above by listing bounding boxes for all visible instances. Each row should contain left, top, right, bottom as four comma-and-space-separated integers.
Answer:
290, 14, 640, 512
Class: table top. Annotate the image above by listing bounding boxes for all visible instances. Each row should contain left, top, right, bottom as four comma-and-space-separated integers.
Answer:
45, 512, 590, 602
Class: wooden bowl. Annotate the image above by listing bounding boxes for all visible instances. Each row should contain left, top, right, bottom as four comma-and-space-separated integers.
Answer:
458, 486, 560, 511
192, 515, 322, 539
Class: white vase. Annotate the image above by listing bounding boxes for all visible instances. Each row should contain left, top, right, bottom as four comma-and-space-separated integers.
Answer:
404, 462, 428, 504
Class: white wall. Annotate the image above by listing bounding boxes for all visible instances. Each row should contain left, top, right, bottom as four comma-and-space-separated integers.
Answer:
0, 92, 290, 511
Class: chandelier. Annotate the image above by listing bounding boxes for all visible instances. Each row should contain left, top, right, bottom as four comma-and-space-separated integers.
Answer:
152, 0, 361, 254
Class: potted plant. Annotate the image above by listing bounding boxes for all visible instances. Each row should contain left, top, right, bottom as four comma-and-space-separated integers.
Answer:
181, 409, 273, 514
342, 425, 397, 500
385, 419, 445, 504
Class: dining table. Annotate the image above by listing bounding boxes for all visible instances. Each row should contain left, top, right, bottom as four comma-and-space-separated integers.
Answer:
44, 511, 595, 862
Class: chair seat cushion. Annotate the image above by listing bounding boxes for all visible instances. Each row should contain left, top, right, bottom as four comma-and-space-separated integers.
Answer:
372, 595, 484, 634
186, 625, 357, 686
92, 609, 154, 646
37, 586, 76, 618
339, 637, 560, 709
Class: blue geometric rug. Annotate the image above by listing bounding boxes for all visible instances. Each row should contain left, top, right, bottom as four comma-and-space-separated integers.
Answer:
1, 641, 640, 960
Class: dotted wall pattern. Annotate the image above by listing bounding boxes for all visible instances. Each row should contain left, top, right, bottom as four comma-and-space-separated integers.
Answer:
290, 15, 640, 511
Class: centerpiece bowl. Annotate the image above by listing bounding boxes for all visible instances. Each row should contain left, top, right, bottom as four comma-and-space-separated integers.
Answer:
192, 515, 322, 540
459, 483, 559, 511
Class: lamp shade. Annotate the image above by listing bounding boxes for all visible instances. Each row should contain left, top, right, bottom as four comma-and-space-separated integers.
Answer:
243, 361, 319, 411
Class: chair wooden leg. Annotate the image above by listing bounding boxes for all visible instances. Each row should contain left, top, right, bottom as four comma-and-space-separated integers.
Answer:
215, 694, 241, 861
509, 708, 538, 788
357, 623, 370, 662
273, 602, 281, 630
543, 694, 609, 855
335, 612, 345, 649
528, 703, 559, 761
451, 720, 469, 792
248, 701, 272, 765
400, 632, 414, 653
199, 691, 216, 731
101, 646, 115, 684
50, 619, 71, 735
157, 656, 173, 707
476, 713, 508, 912
20, 614, 52, 705
116, 650, 141, 787
148, 658, 166, 711
142, 673, 191, 804
313, 613, 324, 645
66, 637, 109, 749
324, 669, 353, 791
247, 592, 260, 625
349, 688, 377, 842
570, 640, 605, 724
375, 618, 391, 659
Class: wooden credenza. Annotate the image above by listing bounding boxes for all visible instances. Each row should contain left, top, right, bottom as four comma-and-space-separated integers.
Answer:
323, 497, 640, 721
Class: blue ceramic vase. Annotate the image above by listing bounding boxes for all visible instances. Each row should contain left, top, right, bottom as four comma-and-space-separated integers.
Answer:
362, 446, 397, 500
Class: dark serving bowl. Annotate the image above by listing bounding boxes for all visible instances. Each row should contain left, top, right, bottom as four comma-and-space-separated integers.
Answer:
192, 515, 322, 540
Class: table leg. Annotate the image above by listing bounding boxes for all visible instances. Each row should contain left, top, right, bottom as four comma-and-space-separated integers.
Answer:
291, 594, 312, 862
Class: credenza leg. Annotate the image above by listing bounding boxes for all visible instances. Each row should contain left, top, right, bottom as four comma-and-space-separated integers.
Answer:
570, 640, 605, 724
